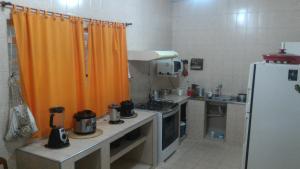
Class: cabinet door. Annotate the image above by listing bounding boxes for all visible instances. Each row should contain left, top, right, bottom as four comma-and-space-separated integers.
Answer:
187, 100, 205, 139
226, 104, 246, 145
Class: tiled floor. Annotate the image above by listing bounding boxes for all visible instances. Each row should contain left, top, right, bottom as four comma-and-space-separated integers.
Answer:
157, 139, 243, 169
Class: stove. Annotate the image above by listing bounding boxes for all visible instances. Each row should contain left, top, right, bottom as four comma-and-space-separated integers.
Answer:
135, 100, 180, 162
135, 100, 178, 113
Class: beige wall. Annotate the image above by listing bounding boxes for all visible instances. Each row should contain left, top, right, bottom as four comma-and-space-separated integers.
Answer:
172, 0, 300, 95
0, 0, 172, 168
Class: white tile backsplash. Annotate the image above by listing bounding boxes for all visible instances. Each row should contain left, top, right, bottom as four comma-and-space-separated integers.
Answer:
172, 0, 300, 95
0, 0, 300, 168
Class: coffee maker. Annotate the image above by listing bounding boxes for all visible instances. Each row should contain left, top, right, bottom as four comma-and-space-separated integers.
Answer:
45, 107, 70, 149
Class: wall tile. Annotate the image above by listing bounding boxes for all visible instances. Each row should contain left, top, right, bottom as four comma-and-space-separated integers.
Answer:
173, 0, 300, 95
0, 0, 173, 168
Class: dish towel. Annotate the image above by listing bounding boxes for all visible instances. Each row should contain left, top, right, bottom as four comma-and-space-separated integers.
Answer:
5, 74, 38, 141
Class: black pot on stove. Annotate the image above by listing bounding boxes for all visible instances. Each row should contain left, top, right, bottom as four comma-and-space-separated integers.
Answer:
120, 100, 134, 117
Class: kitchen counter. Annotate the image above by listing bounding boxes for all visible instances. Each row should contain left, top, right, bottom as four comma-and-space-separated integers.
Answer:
190, 97, 246, 105
17, 110, 157, 169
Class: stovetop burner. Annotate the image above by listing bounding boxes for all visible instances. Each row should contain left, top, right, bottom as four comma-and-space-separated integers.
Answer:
135, 100, 178, 113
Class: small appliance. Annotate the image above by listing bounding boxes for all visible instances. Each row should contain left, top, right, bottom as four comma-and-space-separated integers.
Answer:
108, 104, 124, 124
120, 100, 134, 117
46, 107, 70, 149
73, 110, 97, 135
157, 58, 182, 76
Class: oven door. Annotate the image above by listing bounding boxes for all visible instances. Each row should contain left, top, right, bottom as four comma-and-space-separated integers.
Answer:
162, 109, 179, 150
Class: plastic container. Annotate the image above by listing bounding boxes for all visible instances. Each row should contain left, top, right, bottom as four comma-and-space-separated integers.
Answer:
214, 131, 225, 140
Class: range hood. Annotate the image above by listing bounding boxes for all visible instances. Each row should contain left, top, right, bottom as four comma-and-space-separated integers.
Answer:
128, 50, 179, 61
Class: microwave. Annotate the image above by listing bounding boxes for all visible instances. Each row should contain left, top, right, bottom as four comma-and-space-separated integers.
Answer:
157, 58, 182, 76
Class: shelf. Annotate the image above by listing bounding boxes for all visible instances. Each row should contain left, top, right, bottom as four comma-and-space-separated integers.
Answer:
207, 114, 225, 118
111, 159, 151, 169
110, 136, 146, 163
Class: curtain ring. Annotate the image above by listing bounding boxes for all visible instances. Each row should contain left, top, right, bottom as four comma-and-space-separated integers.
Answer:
60, 14, 64, 21
12, 5, 17, 13
53, 13, 57, 20
25, 7, 30, 15
43, 10, 48, 18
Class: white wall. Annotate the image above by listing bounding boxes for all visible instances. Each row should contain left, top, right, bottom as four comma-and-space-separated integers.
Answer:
172, 0, 300, 95
0, 0, 172, 168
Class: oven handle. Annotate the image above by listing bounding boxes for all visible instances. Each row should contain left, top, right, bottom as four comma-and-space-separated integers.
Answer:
162, 109, 178, 118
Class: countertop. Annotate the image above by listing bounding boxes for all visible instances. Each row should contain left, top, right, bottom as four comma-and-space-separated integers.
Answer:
17, 110, 156, 163
159, 94, 245, 105
190, 97, 246, 105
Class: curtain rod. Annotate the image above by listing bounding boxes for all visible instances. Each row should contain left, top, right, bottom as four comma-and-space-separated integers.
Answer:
0, 1, 133, 27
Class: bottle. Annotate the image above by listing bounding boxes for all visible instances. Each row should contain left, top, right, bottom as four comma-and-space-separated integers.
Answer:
210, 131, 215, 139
187, 87, 192, 96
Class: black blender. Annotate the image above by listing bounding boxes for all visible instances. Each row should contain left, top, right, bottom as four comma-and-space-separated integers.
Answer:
45, 107, 70, 149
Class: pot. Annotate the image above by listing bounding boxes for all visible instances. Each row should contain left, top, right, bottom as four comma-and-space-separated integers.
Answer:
237, 93, 247, 102
120, 100, 134, 117
159, 89, 172, 98
73, 110, 96, 135
108, 104, 121, 122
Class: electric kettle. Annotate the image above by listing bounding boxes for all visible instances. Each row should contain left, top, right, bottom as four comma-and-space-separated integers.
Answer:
108, 104, 121, 122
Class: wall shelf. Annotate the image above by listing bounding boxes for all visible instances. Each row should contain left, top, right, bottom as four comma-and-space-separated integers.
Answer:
110, 136, 147, 163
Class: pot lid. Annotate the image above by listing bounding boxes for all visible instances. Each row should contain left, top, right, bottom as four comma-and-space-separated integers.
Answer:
74, 110, 96, 120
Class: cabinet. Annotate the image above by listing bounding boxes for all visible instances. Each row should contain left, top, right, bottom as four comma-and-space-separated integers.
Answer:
186, 100, 205, 139
16, 111, 157, 169
226, 104, 246, 145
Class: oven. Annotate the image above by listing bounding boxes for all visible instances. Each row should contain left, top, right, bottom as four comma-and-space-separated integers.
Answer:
135, 101, 180, 163
157, 106, 179, 162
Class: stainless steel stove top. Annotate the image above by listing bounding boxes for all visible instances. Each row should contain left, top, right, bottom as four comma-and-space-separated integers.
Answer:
135, 100, 178, 113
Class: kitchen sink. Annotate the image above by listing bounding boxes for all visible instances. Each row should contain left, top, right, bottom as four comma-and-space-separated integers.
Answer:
210, 95, 236, 102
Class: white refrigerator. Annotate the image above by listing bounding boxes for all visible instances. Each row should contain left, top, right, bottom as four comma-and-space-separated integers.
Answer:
243, 62, 300, 169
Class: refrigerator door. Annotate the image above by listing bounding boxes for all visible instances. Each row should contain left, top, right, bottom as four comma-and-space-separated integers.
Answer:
242, 63, 256, 169
246, 63, 300, 169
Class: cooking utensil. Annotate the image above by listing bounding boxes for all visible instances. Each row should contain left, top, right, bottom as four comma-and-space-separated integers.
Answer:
120, 100, 135, 117
108, 104, 121, 122
73, 110, 97, 135
237, 93, 247, 102
159, 89, 172, 98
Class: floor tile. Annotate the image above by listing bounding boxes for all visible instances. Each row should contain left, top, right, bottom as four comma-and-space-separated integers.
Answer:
157, 139, 243, 169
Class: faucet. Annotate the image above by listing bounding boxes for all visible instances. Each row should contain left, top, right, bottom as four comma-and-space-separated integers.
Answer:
214, 84, 223, 97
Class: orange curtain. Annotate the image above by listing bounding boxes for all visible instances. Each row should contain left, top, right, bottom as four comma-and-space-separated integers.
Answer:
86, 22, 129, 116
12, 9, 86, 137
